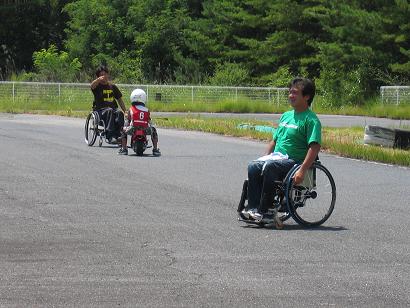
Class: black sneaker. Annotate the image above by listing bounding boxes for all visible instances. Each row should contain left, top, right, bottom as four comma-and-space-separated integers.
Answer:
118, 148, 128, 155
153, 148, 161, 156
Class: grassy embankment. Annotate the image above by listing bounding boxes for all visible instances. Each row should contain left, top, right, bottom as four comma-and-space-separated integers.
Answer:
1, 98, 409, 167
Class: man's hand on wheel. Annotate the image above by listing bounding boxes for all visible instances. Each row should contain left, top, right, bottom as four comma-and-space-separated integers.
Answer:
292, 169, 305, 185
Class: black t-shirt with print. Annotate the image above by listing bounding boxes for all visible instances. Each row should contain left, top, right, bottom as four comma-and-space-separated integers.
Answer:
92, 83, 122, 110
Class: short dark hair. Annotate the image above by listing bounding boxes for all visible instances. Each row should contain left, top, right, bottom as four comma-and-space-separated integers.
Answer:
95, 65, 109, 77
289, 77, 316, 106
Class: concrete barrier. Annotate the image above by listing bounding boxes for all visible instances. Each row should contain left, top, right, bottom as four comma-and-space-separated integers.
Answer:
364, 125, 410, 149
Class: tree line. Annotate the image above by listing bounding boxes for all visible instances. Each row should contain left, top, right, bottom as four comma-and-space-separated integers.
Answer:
1, 0, 409, 107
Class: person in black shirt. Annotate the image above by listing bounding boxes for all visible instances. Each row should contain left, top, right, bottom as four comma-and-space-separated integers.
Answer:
90, 65, 127, 142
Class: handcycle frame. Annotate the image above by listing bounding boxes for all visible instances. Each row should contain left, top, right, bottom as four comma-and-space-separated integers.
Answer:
237, 161, 336, 228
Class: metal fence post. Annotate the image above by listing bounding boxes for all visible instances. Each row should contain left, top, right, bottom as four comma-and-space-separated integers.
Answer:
58, 83, 61, 104
396, 87, 399, 105
12, 82, 15, 103
235, 87, 238, 102
192, 86, 194, 103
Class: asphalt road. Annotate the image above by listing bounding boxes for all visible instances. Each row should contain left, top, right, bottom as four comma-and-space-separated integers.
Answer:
0, 113, 409, 307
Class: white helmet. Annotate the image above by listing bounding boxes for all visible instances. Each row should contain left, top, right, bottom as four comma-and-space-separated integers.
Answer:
130, 88, 147, 105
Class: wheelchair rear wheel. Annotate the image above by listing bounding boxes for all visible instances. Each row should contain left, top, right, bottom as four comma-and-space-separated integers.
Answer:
286, 162, 336, 227
84, 112, 98, 146
237, 179, 248, 213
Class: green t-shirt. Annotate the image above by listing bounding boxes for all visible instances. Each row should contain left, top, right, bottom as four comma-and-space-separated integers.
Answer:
273, 109, 321, 163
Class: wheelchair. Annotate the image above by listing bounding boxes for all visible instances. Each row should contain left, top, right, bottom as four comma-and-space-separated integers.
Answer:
84, 110, 118, 147
237, 161, 336, 228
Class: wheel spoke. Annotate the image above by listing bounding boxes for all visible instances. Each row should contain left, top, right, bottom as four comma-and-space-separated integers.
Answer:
288, 163, 336, 227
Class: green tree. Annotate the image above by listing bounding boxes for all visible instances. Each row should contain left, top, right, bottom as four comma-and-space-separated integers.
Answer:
199, 0, 279, 84
306, 1, 391, 105
64, 0, 204, 83
197, 0, 323, 85
64, 0, 131, 71
108, 50, 144, 84
0, 0, 70, 79
388, 0, 410, 83
128, 0, 188, 82
207, 62, 250, 86
267, 65, 294, 87
4, 0, 406, 100
29, 45, 82, 82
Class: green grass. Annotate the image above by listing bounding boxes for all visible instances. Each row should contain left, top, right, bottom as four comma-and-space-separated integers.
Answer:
321, 127, 410, 165
2, 93, 410, 119
148, 97, 291, 114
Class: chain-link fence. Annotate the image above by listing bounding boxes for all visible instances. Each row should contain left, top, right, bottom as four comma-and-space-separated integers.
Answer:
380, 86, 410, 105
3, 82, 410, 109
0, 81, 289, 109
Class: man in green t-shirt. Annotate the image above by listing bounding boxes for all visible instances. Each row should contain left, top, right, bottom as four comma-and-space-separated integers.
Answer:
241, 77, 322, 226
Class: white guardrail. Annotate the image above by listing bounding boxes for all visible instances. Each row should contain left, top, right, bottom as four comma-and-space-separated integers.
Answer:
0, 81, 290, 106
380, 86, 410, 105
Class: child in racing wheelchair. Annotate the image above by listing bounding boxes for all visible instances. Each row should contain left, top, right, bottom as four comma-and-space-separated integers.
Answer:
118, 88, 161, 156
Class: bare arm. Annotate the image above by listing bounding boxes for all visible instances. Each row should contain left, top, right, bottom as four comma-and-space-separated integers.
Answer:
292, 142, 321, 185
117, 97, 127, 113
265, 140, 276, 155
90, 76, 105, 89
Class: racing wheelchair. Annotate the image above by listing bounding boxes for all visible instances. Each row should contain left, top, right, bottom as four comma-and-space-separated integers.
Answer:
238, 161, 336, 228
84, 110, 118, 147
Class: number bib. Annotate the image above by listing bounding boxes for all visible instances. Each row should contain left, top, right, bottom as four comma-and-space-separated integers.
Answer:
130, 105, 150, 127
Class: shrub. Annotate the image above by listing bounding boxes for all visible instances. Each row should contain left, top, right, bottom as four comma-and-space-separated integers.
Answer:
31, 45, 82, 82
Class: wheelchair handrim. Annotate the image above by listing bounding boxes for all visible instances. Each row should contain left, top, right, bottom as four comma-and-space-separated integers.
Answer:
285, 162, 336, 227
